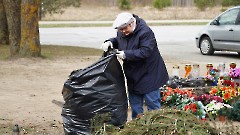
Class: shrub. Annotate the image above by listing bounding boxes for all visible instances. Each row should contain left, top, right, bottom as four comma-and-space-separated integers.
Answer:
118, 0, 131, 10
194, 0, 216, 11
222, 0, 240, 7
227, 101, 240, 121
153, 0, 171, 10
222, 0, 234, 7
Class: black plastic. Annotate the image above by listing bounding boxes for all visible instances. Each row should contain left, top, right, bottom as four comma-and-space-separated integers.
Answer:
61, 50, 128, 135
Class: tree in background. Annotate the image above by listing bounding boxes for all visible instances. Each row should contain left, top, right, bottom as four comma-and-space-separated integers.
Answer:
118, 0, 131, 10
194, 0, 216, 11
3, 0, 21, 56
0, 0, 8, 45
153, 0, 171, 10
2, 0, 40, 57
20, 0, 41, 57
40, 0, 81, 19
1, 0, 82, 57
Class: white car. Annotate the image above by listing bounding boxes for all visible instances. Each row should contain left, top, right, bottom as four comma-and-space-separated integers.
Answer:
196, 6, 240, 55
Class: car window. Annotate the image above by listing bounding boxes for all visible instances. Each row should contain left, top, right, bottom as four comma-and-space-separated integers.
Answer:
218, 8, 240, 25
236, 9, 240, 25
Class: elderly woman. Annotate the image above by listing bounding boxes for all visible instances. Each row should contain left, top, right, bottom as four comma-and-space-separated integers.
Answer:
101, 12, 169, 119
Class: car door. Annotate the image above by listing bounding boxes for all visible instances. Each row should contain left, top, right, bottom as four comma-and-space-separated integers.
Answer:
233, 10, 240, 52
211, 8, 239, 50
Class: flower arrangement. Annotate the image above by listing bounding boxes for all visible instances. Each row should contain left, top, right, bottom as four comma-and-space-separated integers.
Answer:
229, 67, 240, 79
221, 79, 235, 87
204, 75, 214, 86
209, 86, 239, 104
184, 101, 206, 119
161, 87, 196, 109
205, 100, 232, 118
194, 94, 223, 106
205, 69, 219, 86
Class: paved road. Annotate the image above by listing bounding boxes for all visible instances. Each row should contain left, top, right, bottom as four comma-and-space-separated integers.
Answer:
39, 25, 240, 66
39, 25, 202, 48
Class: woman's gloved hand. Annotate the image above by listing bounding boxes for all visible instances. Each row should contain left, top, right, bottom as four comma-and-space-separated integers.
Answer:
116, 50, 126, 59
101, 41, 113, 52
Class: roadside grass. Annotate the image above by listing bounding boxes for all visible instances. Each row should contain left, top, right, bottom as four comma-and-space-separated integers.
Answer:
39, 22, 208, 28
0, 45, 102, 60
0, 45, 9, 60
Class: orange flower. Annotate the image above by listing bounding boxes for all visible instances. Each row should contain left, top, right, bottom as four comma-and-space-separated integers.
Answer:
223, 93, 231, 101
174, 88, 180, 93
231, 89, 237, 97
187, 90, 193, 97
210, 87, 218, 95
167, 87, 173, 92
165, 92, 171, 96
220, 86, 227, 91
162, 96, 167, 102
178, 90, 184, 95
191, 108, 197, 113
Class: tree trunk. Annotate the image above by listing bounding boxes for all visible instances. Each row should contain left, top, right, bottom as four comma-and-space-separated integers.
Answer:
0, 0, 8, 45
2, 0, 21, 56
20, 0, 41, 57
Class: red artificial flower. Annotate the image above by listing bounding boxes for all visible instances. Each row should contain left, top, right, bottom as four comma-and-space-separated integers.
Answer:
230, 82, 235, 87
184, 104, 190, 111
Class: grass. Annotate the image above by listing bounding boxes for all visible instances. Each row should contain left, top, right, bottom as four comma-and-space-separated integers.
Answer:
0, 45, 9, 60
0, 45, 102, 60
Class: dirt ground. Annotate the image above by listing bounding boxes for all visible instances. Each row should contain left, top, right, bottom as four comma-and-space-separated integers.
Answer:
0, 56, 102, 134
0, 51, 239, 134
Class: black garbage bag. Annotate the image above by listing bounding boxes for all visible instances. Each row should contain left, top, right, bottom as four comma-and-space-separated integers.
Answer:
61, 50, 128, 135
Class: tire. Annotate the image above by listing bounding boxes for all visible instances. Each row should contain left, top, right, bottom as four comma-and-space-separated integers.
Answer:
199, 36, 214, 55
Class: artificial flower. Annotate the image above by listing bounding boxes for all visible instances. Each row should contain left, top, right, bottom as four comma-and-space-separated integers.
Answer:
229, 67, 240, 79
209, 86, 239, 104
194, 94, 223, 106
184, 101, 206, 119
161, 87, 196, 109
205, 100, 232, 117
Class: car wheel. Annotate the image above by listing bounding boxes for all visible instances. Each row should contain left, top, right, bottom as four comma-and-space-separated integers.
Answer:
200, 37, 214, 55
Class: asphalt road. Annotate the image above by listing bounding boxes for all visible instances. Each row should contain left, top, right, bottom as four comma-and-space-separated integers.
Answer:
39, 25, 201, 48
39, 25, 240, 66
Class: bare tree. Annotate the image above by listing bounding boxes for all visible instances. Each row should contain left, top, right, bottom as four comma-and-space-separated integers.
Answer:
20, 0, 41, 57
3, 0, 21, 56
0, 0, 8, 45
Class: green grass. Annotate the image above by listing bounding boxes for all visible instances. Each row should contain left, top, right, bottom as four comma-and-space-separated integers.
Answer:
0, 45, 9, 60
0, 45, 102, 60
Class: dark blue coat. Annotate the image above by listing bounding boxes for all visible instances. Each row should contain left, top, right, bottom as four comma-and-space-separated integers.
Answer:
109, 15, 169, 94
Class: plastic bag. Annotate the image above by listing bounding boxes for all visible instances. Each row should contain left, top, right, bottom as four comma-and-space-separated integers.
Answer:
61, 50, 128, 135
